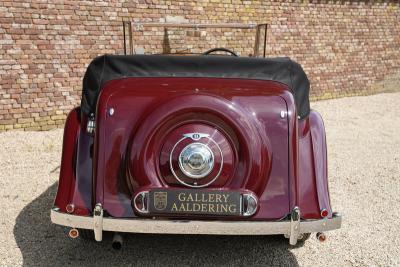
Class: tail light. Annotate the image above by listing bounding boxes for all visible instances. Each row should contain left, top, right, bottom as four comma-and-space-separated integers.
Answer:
320, 209, 328, 218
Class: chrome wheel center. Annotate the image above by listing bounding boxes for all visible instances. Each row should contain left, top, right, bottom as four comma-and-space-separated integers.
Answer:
178, 143, 214, 179
187, 152, 206, 170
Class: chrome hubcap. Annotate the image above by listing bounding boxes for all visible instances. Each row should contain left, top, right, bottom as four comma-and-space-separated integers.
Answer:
178, 143, 214, 179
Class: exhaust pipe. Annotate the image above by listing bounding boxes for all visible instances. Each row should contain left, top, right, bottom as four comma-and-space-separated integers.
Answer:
68, 228, 79, 239
316, 232, 326, 242
112, 232, 123, 250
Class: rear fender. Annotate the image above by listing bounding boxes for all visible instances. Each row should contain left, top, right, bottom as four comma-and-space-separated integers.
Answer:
298, 110, 331, 219
54, 108, 93, 215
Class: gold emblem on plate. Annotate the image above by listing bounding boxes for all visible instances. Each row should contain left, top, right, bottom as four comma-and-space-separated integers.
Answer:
154, 192, 168, 210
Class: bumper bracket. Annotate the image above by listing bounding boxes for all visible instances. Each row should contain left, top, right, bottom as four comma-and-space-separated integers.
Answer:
93, 203, 103, 241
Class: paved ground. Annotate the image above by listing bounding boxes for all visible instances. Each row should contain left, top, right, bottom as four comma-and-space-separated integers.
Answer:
0, 92, 399, 266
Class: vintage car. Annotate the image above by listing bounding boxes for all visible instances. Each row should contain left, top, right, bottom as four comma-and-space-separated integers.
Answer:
51, 22, 341, 248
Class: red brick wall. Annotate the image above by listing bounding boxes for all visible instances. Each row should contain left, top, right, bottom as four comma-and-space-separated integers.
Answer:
1, 1, 399, 131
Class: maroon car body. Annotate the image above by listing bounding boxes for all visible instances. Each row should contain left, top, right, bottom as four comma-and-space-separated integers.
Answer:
51, 24, 341, 246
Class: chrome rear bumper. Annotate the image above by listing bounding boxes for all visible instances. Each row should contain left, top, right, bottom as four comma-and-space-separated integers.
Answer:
51, 206, 342, 245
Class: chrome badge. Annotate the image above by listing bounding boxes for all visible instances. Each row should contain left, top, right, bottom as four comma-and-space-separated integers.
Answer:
183, 133, 210, 141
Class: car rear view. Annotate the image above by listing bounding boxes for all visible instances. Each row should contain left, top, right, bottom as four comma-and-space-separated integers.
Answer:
51, 23, 341, 247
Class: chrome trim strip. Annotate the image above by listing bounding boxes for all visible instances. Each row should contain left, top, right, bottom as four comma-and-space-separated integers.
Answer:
51, 208, 342, 237
239, 195, 243, 215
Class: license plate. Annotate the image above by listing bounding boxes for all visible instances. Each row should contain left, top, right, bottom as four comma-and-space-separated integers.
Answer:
149, 189, 241, 216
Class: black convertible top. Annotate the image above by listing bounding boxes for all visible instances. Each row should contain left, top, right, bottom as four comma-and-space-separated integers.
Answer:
81, 54, 310, 119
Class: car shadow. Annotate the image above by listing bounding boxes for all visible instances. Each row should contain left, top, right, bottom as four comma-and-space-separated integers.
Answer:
14, 183, 299, 266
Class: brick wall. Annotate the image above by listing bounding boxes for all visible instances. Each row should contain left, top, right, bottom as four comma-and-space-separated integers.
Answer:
0, 0, 399, 131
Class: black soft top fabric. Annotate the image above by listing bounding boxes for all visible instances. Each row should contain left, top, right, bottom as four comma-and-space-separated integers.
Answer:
81, 54, 310, 119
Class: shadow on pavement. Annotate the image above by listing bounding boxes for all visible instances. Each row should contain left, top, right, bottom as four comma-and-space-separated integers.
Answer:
14, 183, 299, 266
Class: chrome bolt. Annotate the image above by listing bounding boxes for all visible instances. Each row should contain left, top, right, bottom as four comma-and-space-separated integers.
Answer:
108, 108, 115, 116
66, 203, 75, 213
280, 111, 286, 118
